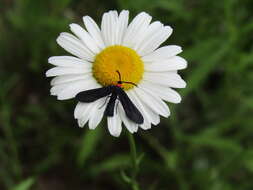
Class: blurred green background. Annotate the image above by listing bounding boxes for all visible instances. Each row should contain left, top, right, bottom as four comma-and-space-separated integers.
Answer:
1, 0, 253, 189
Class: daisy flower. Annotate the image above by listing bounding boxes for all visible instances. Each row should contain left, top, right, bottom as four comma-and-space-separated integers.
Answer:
46, 10, 187, 137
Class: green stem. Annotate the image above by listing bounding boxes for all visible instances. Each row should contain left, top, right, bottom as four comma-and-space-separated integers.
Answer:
127, 132, 140, 190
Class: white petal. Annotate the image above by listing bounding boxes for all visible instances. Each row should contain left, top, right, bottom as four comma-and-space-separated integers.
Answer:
108, 11, 119, 45
107, 112, 122, 137
138, 26, 173, 56
74, 102, 89, 119
46, 66, 90, 77
101, 10, 120, 46
50, 74, 91, 86
88, 98, 106, 129
74, 102, 93, 127
123, 12, 152, 48
57, 80, 99, 100
127, 90, 160, 126
139, 81, 181, 103
134, 88, 170, 117
75, 100, 104, 128
134, 21, 163, 51
143, 72, 186, 88
50, 83, 67, 96
142, 46, 182, 62
48, 56, 92, 68
101, 12, 111, 46
116, 10, 129, 45
56, 32, 94, 61
118, 103, 138, 133
69, 23, 100, 54
144, 56, 187, 72
141, 122, 151, 130
83, 16, 105, 49
50, 78, 99, 99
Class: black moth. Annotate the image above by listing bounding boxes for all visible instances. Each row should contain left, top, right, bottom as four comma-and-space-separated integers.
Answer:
75, 71, 144, 124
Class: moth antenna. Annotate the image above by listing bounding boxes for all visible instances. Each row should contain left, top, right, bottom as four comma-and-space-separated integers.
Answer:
121, 81, 138, 87
116, 70, 138, 87
116, 70, 121, 81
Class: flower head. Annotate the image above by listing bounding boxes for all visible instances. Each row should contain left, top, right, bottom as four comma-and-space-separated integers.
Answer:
46, 10, 187, 137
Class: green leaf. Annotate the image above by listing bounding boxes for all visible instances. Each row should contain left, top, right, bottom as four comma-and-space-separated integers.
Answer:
182, 42, 230, 96
136, 153, 145, 165
11, 177, 35, 190
188, 135, 242, 153
242, 150, 253, 173
90, 154, 130, 176
77, 127, 102, 167
120, 170, 132, 184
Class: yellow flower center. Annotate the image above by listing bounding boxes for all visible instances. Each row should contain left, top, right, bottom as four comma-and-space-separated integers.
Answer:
92, 45, 144, 90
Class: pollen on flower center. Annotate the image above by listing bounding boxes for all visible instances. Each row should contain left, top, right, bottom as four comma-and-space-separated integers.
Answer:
92, 45, 144, 90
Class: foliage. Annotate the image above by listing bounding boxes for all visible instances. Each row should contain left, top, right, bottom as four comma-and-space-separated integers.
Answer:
1, 0, 253, 189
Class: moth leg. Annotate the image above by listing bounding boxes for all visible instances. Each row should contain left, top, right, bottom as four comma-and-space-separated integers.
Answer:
99, 95, 111, 109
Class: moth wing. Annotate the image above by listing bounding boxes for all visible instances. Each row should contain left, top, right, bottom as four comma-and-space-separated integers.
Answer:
75, 86, 111, 102
118, 88, 144, 124
104, 92, 117, 117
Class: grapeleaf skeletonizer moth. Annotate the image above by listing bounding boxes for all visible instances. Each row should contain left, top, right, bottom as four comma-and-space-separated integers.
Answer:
75, 71, 144, 124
